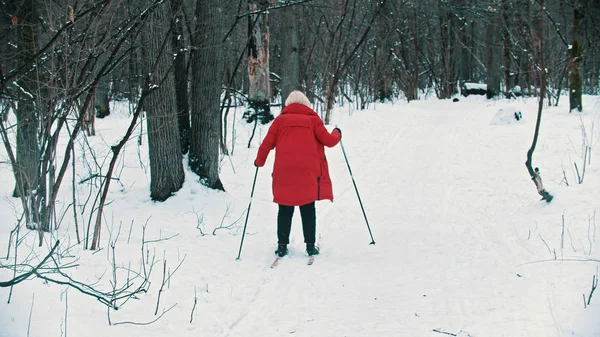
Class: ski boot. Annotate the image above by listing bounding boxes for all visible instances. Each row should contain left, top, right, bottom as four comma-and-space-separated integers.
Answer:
275, 244, 288, 257
306, 243, 319, 256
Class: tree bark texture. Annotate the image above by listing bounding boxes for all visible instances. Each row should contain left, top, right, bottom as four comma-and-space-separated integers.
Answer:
13, 0, 40, 200
170, 0, 191, 154
569, 0, 584, 112
0, 1, 17, 90
501, 0, 513, 95
525, 0, 553, 203
143, 2, 185, 201
189, 0, 225, 191
279, 3, 301, 107
485, 1, 501, 98
95, 77, 110, 119
392, 1, 420, 101
374, 0, 392, 102
438, 0, 457, 99
513, 0, 533, 94
324, 55, 338, 124
248, 1, 272, 113
456, 0, 472, 84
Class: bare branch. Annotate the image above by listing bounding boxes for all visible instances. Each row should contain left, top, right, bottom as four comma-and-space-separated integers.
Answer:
432, 329, 457, 336
113, 303, 177, 326
154, 258, 167, 315
144, 234, 180, 244
27, 294, 34, 337
190, 286, 197, 323
213, 204, 246, 235
0, 240, 60, 287
587, 275, 598, 306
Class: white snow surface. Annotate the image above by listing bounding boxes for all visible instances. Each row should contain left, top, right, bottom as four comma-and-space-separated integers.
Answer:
1, 94, 600, 337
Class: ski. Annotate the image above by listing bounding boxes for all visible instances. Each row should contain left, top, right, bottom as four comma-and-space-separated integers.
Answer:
271, 242, 320, 267
270, 257, 281, 268
271, 255, 315, 267
307, 243, 320, 265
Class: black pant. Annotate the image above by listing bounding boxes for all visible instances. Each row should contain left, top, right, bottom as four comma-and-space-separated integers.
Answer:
277, 202, 316, 244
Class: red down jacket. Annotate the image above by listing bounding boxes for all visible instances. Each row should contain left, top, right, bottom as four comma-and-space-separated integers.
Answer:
254, 103, 341, 206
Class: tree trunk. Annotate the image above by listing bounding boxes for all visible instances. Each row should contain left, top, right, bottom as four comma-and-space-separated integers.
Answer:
591, 52, 599, 94
189, 0, 225, 191
374, 0, 392, 102
221, 65, 233, 155
247, 1, 272, 117
0, 2, 17, 92
404, 2, 420, 101
279, 3, 301, 107
170, 0, 191, 154
485, 1, 501, 98
525, 0, 553, 203
13, 0, 40, 204
456, 0, 471, 85
143, 1, 185, 201
569, 0, 584, 112
324, 57, 338, 124
95, 77, 110, 119
438, 0, 456, 99
513, 0, 531, 94
501, 0, 513, 95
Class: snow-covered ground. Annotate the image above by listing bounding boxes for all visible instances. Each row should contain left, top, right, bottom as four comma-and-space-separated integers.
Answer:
1, 94, 599, 337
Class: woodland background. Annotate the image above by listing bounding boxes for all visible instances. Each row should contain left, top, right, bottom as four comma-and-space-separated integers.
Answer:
0, 0, 599, 290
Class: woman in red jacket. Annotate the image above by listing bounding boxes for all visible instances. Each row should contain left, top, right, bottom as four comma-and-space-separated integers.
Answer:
254, 91, 341, 257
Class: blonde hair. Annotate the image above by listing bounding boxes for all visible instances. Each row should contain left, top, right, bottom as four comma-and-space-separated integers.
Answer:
285, 90, 311, 107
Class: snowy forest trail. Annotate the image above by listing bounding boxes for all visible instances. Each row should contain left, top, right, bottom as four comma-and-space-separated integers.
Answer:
221, 99, 565, 337
1, 97, 599, 337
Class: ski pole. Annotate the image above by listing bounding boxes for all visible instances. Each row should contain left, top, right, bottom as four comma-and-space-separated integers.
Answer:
236, 166, 259, 260
340, 139, 375, 245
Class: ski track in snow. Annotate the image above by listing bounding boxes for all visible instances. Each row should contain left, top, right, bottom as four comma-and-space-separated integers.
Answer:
1, 96, 600, 337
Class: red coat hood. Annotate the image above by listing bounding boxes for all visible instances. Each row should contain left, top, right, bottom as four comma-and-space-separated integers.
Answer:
280, 103, 318, 116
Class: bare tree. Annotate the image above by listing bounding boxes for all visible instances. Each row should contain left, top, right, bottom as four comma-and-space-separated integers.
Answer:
455, 0, 475, 86
390, 1, 422, 101
569, 0, 584, 112
485, 0, 502, 98
501, 0, 514, 95
170, 0, 191, 154
512, 0, 536, 95
585, 0, 600, 93
142, 0, 185, 201
438, 0, 458, 99
1, 0, 150, 236
374, 0, 393, 102
11, 0, 40, 202
247, 0, 273, 113
279, 3, 302, 106
241, 0, 275, 146
321, 0, 387, 124
525, 0, 554, 202
95, 77, 111, 119
189, 0, 226, 191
